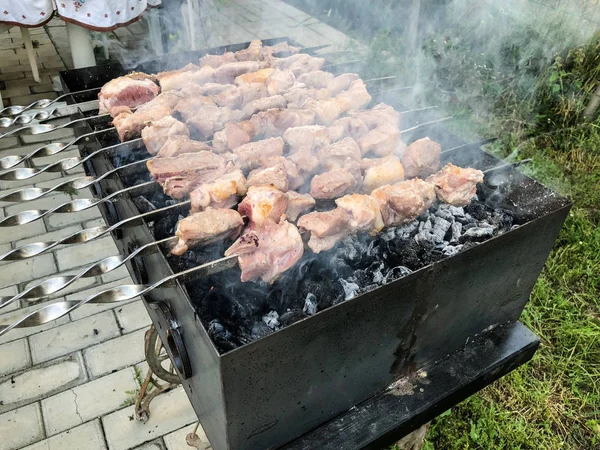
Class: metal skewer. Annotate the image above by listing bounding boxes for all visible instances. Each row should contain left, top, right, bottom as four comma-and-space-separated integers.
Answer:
0, 112, 111, 139
0, 88, 101, 117
0, 254, 235, 338
0, 236, 176, 310
0, 100, 100, 128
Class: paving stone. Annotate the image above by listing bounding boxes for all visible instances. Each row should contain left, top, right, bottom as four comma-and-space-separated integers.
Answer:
0, 300, 70, 345
1, 63, 39, 75
309, 22, 351, 45
0, 253, 55, 290
115, 300, 151, 334
21, 419, 107, 450
30, 83, 56, 94
42, 367, 137, 435
29, 310, 120, 364
22, 268, 98, 301
55, 235, 118, 271
0, 170, 62, 188
0, 403, 45, 450
42, 60, 66, 70
1, 85, 30, 98
0, 286, 21, 313
102, 387, 197, 450
68, 278, 138, 322
164, 423, 211, 450
0, 338, 31, 377
15, 223, 82, 247
33, 147, 81, 166
268, 0, 312, 20
20, 127, 73, 144
0, 49, 16, 58
46, 204, 102, 228
132, 441, 165, 450
0, 136, 19, 150
5, 192, 71, 215
0, 353, 86, 414
101, 265, 131, 283
84, 328, 146, 378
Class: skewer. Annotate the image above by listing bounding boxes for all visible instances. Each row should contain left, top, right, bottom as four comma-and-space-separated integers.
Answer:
0, 160, 531, 337
0, 236, 176, 310
0, 100, 100, 128
0, 201, 189, 261
0, 111, 111, 139
0, 255, 235, 338
0, 88, 101, 117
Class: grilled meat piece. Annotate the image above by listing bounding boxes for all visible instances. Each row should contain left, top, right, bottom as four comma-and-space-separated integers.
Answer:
247, 164, 289, 192
98, 73, 159, 116
225, 218, 304, 283
173, 95, 217, 121
283, 125, 331, 152
156, 136, 213, 158
401, 137, 442, 179
235, 40, 265, 62
147, 151, 231, 199
297, 208, 351, 253
266, 70, 297, 95
268, 42, 301, 56
260, 156, 305, 190
251, 108, 316, 138
303, 97, 350, 126
317, 137, 362, 170
361, 155, 405, 193
285, 191, 315, 221
427, 163, 484, 206
141, 116, 189, 155
185, 107, 244, 140
172, 208, 244, 256
357, 123, 404, 157
233, 137, 285, 170
213, 121, 256, 152
297, 70, 335, 89
327, 117, 370, 142
310, 168, 359, 199
157, 64, 215, 91
235, 68, 274, 85
327, 73, 359, 96
335, 194, 384, 234
199, 52, 237, 68
238, 185, 289, 226
272, 54, 325, 76
288, 147, 320, 178
283, 86, 329, 108
190, 169, 247, 213
349, 103, 400, 129
214, 61, 261, 84
241, 95, 287, 120
371, 179, 436, 226
112, 91, 180, 142
336, 79, 372, 111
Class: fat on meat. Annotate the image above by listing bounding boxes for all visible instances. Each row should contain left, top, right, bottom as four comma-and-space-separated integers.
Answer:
371, 179, 436, 226
335, 194, 384, 234
98, 73, 159, 116
189, 169, 247, 213
426, 163, 484, 206
141, 116, 189, 155
238, 185, 289, 226
156, 135, 213, 158
361, 155, 405, 193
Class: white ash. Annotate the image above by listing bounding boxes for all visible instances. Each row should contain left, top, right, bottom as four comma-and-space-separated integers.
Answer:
339, 279, 360, 300
263, 311, 280, 330
303, 293, 318, 315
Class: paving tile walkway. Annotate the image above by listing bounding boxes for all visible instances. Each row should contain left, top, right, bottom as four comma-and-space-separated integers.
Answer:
0, 1, 356, 449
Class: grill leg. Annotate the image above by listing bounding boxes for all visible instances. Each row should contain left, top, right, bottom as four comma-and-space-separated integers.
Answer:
66, 22, 96, 69
20, 28, 40, 83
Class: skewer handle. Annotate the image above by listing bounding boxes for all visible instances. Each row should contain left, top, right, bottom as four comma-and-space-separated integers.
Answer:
0, 89, 100, 117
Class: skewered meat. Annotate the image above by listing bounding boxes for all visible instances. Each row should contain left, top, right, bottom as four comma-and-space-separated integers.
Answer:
199, 52, 237, 68
302, 97, 351, 126
401, 137, 442, 179
283, 86, 329, 108
335, 194, 384, 234
310, 168, 359, 199
265, 70, 297, 95
327, 73, 359, 96
371, 179, 436, 226
268, 42, 301, 56
157, 64, 215, 91
235, 40, 265, 62
147, 151, 232, 199
251, 108, 316, 138
99, 73, 159, 116
214, 61, 261, 84
112, 91, 180, 141
259, 156, 305, 190
180, 82, 235, 98
317, 137, 362, 170
238, 185, 289, 226
357, 123, 404, 157
297, 70, 335, 89
213, 121, 256, 152
328, 117, 370, 142
186, 107, 244, 139
349, 103, 400, 129
233, 137, 285, 170
283, 125, 331, 152
225, 219, 304, 283
272, 54, 325, 76
173, 95, 216, 121
235, 68, 274, 85
427, 163, 484, 206
141, 116, 189, 155
288, 147, 320, 178
190, 170, 247, 213
172, 209, 244, 256
247, 164, 289, 192
362, 156, 405, 193
297, 208, 351, 253
241, 95, 287, 119
285, 191, 315, 221
336, 79, 372, 110
157, 136, 213, 158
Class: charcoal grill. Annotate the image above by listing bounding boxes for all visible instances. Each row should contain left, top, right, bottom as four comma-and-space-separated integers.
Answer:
0, 38, 571, 450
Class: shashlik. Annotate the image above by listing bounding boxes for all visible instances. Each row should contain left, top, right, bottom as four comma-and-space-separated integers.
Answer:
98, 72, 159, 116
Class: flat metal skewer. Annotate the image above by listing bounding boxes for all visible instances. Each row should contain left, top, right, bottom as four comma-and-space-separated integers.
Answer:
0, 111, 111, 139
0, 236, 176, 310
0, 88, 100, 117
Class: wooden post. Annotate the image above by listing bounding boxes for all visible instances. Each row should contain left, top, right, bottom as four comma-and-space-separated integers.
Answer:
66, 22, 96, 69
20, 28, 40, 83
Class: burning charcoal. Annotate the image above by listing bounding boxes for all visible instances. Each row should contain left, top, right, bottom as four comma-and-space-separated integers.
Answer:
462, 222, 477, 231
207, 320, 238, 352
459, 227, 494, 243
153, 214, 180, 240
340, 279, 360, 300
279, 309, 306, 326
449, 205, 465, 217
133, 195, 156, 213
251, 321, 275, 339
431, 217, 452, 243
383, 266, 412, 284
368, 261, 386, 284
442, 245, 464, 256
395, 221, 419, 239
465, 202, 487, 221
491, 209, 514, 230
434, 205, 455, 222
450, 222, 463, 243
262, 311, 280, 330
303, 293, 318, 315
165, 199, 177, 206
